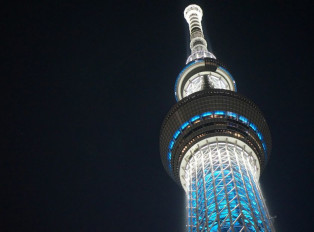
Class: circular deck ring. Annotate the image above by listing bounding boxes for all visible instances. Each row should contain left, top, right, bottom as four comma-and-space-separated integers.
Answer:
160, 89, 271, 185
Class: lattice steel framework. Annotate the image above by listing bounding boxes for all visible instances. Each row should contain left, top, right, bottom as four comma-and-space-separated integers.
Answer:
183, 74, 230, 98
185, 142, 272, 232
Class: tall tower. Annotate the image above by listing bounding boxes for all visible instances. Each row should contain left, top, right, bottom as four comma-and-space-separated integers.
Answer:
160, 4, 275, 232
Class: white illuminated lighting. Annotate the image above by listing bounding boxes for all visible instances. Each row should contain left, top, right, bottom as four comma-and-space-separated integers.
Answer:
175, 62, 237, 101
184, 4, 216, 63
183, 73, 230, 98
180, 137, 272, 231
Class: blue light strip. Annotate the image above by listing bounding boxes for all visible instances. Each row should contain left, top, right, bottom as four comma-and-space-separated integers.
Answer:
167, 111, 267, 170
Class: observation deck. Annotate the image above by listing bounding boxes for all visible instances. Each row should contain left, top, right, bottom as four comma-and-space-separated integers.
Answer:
160, 89, 271, 186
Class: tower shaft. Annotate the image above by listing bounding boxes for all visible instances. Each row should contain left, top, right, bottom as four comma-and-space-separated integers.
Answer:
185, 141, 272, 231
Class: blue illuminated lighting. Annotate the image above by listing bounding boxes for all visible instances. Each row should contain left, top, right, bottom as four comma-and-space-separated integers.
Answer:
168, 152, 171, 160
239, 116, 249, 124
250, 123, 257, 131
167, 111, 268, 171
201, 112, 212, 117
214, 111, 225, 115
190, 115, 200, 122
227, 112, 237, 118
173, 130, 181, 140
181, 121, 189, 130
188, 167, 271, 231
169, 140, 175, 150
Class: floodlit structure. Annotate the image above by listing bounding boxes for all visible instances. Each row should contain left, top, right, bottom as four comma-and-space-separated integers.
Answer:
160, 4, 275, 232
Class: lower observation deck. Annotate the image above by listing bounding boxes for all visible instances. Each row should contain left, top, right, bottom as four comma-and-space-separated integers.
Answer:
160, 89, 271, 185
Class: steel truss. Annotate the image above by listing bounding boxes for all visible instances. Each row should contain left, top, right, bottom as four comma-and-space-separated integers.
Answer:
183, 74, 230, 98
185, 142, 273, 232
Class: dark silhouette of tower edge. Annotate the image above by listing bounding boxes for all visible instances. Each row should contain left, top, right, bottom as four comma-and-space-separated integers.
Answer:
159, 4, 275, 231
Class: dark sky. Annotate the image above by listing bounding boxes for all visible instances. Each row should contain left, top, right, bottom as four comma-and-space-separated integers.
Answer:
3, 0, 313, 231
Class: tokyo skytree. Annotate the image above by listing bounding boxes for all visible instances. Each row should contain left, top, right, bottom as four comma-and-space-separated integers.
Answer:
160, 4, 275, 232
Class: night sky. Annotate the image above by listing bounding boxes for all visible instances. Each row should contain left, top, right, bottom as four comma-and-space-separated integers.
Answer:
4, 0, 313, 231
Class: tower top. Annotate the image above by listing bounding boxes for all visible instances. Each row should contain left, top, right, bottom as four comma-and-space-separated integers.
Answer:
184, 4, 203, 21
184, 4, 216, 63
